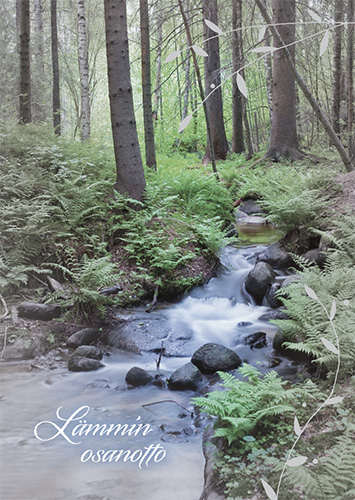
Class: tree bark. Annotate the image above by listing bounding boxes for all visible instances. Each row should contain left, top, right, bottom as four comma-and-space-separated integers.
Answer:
19, 0, 32, 124
104, 0, 146, 202
232, 0, 245, 154
266, 0, 303, 161
77, 0, 91, 141
154, 10, 163, 120
33, 0, 45, 120
51, 0, 61, 135
202, 0, 229, 164
331, 0, 344, 136
140, 0, 157, 169
347, 0, 354, 155
255, 0, 354, 172
264, 27, 273, 120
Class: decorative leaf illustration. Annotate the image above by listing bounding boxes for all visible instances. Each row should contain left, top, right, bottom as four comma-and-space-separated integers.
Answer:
308, 9, 322, 23
304, 284, 318, 301
192, 45, 208, 57
320, 30, 330, 56
164, 50, 180, 63
251, 46, 277, 53
330, 299, 336, 320
320, 337, 339, 355
205, 19, 223, 36
236, 72, 248, 99
286, 456, 308, 467
178, 114, 192, 133
325, 396, 344, 406
294, 415, 302, 436
258, 25, 267, 42
261, 479, 277, 500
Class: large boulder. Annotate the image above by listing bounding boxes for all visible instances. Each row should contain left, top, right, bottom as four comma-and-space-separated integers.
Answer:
191, 343, 242, 374
257, 242, 292, 269
302, 249, 326, 267
245, 262, 276, 304
66, 328, 98, 347
125, 367, 153, 387
168, 362, 203, 391
239, 199, 265, 215
258, 309, 289, 321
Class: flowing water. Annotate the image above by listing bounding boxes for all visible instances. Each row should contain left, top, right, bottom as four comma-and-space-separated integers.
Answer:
0, 227, 297, 500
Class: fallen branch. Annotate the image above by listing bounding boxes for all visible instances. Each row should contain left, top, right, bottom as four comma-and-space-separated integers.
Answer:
142, 399, 194, 418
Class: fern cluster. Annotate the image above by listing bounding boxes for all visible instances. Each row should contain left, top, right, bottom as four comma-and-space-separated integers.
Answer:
273, 215, 355, 378
192, 365, 320, 446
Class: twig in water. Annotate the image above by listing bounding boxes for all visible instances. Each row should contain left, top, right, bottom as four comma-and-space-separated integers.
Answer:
142, 400, 194, 418
146, 284, 159, 313
155, 341, 164, 369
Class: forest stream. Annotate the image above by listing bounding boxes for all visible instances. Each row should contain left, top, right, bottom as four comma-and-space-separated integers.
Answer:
0, 224, 300, 500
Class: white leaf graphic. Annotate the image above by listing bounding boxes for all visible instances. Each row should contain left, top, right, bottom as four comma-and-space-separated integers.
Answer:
320, 30, 330, 56
321, 337, 339, 355
178, 114, 192, 133
251, 46, 277, 53
236, 72, 248, 99
205, 19, 223, 36
304, 284, 318, 301
308, 9, 322, 23
286, 456, 308, 467
330, 299, 336, 320
325, 396, 344, 406
192, 45, 208, 57
294, 415, 302, 436
164, 50, 180, 63
261, 479, 277, 500
258, 25, 267, 42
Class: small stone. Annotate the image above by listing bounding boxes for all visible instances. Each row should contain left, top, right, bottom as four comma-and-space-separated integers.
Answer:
66, 328, 98, 347
245, 332, 267, 349
72, 345, 103, 360
68, 357, 103, 372
168, 362, 203, 391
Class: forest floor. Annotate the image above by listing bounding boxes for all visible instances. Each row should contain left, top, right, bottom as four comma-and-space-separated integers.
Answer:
333, 170, 355, 214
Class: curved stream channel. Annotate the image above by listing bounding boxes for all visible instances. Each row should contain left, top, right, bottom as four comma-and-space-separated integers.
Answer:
0, 227, 298, 500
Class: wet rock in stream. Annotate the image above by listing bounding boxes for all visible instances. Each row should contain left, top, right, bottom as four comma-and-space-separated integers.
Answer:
245, 261, 276, 304
257, 242, 292, 269
191, 343, 242, 374
68, 356, 104, 372
168, 362, 203, 391
244, 332, 267, 349
66, 328, 98, 347
125, 366, 154, 387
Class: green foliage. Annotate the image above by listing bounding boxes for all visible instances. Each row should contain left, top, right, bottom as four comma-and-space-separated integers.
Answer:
192, 365, 315, 446
273, 215, 355, 378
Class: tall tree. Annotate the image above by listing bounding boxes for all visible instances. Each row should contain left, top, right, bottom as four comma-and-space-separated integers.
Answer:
51, 0, 61, 135
77, 0, 91, 141
232, 0, 245, 154
266, 0, 303, 161
347, 0, 354, 155
104, 0, 146, 201
19, 0, 32, 123
331, 0, 344, 136
33, 0, 45, 120
202, 0, 229, 164
140, 0, 157, 169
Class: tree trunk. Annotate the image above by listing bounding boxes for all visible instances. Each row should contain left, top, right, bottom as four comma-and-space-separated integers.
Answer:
347, 0, 354, 154
177, 0, 219, 178
266, 0, 303, 161
331, 0, 344, 137
255, 0, 354, 172
19, 0, 32, 124
104, 0, 146, 202
77, 0, 91, 141
232, 0, 245, 153
33, 0, 45, 120
264, 27, 273, 120
51, 0, 61, 135
140, 0, 157, 169
154, 11, 163, 120
202, 0, 229, 164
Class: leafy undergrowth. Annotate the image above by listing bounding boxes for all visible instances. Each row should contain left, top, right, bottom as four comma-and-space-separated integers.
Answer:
196, 368, 355, 500
0, 122, 234, 321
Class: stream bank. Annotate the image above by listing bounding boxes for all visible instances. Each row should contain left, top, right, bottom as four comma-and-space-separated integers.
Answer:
0, 222, 304, 500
